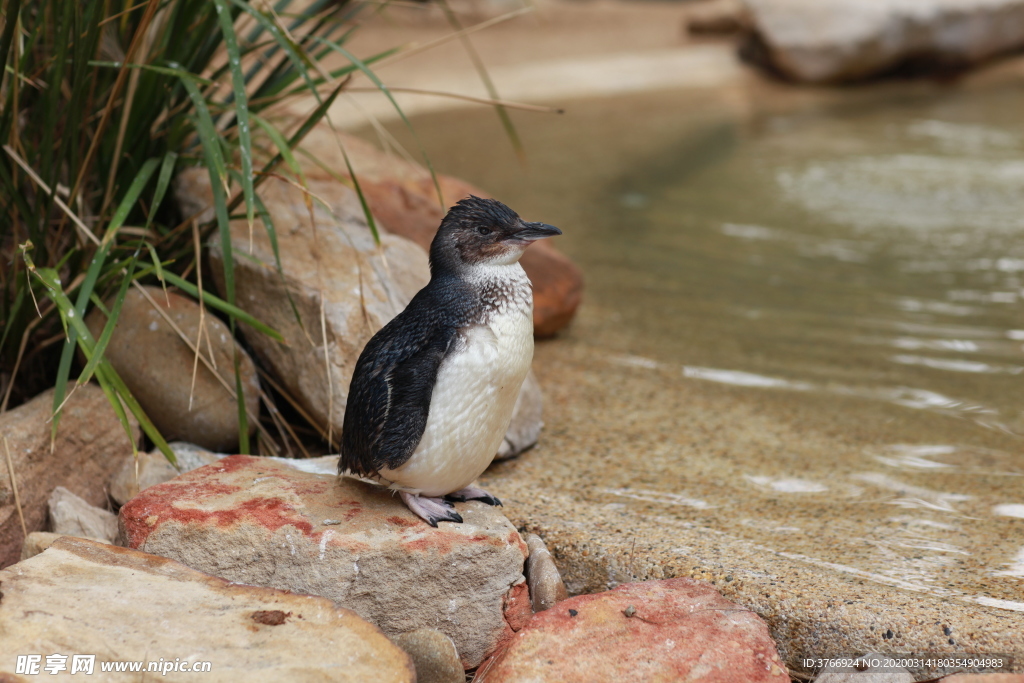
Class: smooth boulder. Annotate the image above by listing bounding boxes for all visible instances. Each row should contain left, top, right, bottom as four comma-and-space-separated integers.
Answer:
742, 0, 1024, 83
85, 286, 260, 452
0, 536, 414, 682
118, 455, 530, 668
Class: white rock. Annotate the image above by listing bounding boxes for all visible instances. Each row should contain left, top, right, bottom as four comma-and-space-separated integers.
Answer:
742, 0, 1024, 82
48, 486, 118, 543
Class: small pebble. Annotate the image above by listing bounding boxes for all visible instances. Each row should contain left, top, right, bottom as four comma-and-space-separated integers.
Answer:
394, 628, 463, 683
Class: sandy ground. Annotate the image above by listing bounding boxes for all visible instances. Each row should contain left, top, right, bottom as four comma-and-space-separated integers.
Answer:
292, 0, 751, 128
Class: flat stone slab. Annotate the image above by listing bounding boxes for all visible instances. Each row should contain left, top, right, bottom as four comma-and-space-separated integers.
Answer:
0, 537, 413, 682
481, 578, 789, 682
119, 455, 529, 668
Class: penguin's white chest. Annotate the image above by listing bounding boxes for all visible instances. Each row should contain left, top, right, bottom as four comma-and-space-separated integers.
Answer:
381, 264, 534, 496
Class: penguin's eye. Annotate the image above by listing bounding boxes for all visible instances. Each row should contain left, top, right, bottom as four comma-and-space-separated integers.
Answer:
476, 226, 492, 236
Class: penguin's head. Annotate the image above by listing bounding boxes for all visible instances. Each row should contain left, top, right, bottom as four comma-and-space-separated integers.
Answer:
430, 196, 562, 271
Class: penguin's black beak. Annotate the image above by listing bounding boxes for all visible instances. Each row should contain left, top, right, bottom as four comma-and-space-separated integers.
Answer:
510, 221, 562, 242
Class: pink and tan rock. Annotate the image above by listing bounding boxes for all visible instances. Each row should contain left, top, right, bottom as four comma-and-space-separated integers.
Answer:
0, 536, 413, 682
0, 385, 138, 568
85, 286, 260, 453
109, 441, 225, 505
478, 578, 789, 683
301, 130, 583, 337
118, 455, 529, 669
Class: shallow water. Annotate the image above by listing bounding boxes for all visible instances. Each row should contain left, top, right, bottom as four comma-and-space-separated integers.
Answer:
367, 82, 1024, 610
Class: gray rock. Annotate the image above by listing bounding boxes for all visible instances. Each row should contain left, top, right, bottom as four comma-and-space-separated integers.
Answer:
525, 533, 568, 612
109, 441, 224, 505
742, 0, 1024, 83
85, 286, 260, 453
0, 536, 415, 682
815, 654, 915, 682
0, 385, 139, 568
495, 370, 544, 461
118, 455, 530, 669
48, 486, 118, 542
394, 629, 464, 683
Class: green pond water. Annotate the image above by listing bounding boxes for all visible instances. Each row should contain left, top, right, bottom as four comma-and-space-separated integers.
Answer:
366, 81, 1024, 610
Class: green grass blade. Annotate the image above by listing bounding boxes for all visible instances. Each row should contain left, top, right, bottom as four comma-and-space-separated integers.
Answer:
89, 61, 216, 86
234, 78, 346, 211
159, 270, 285, 342
311, 37, 444, 208
212, 0, 255, 235
179, 76, 233, 302
251, 113, 305, 181
25, 261, 176, 467
145, 151, 178, 232
435, 0, 524, 161
226, 0, 320, 103
334, 139, 381, 246
51, 241, 112, 440
252, 191, 305, 333
102, 157, 160, 246
78, 253, 137, 386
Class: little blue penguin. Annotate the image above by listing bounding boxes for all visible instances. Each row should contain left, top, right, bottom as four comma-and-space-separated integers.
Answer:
339, 196, 562, 526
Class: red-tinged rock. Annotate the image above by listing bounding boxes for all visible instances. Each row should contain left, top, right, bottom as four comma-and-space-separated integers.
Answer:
478, 578, 789, 683
304, 131, 583, 337
118, 455, 529, 669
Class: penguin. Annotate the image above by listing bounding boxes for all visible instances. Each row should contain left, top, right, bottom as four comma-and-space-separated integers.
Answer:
339, 196, 562, 526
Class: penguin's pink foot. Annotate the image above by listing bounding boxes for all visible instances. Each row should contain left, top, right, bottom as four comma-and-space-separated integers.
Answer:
445, 486, 502, 507
401, 491, 463, 527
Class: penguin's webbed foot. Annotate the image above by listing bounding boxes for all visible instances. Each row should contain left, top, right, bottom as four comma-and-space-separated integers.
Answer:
445, 486, 502, 507
400, 491, 463, 527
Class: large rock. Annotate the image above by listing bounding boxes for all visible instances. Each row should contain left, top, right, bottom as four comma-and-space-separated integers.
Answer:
0, 385, 138, 568
85, 286, 260, 452
301, 130, 583, 337
479, 578, 789, 682
0, 536, 414, 682
181, 168, 543, 459
118, 455, 530, 668
742, 0, 1024, 83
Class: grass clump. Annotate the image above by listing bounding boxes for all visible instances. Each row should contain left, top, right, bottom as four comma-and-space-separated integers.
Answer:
0, 0, 397, 460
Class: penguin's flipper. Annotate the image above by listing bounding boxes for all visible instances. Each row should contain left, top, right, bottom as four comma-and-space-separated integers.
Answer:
340, 299, 460, 476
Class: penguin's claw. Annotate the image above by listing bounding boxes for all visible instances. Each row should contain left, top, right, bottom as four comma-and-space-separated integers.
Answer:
445, 486, 502, 507
401, 492, 463, 526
